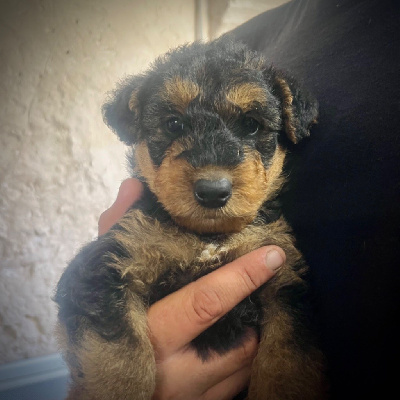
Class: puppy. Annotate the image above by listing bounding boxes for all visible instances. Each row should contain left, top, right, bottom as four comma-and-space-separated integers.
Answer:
55, 39, 327, 400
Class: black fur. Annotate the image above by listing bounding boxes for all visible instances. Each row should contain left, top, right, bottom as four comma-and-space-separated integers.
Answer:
55, 235, 130, 343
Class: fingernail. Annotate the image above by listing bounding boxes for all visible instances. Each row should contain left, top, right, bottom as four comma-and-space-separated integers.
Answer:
265, 250, 284, 272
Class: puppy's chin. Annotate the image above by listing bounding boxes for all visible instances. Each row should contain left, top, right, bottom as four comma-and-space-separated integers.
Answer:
172, 213, 256, 235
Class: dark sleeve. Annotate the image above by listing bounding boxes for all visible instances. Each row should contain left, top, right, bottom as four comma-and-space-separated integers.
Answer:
230, 1, 400, 398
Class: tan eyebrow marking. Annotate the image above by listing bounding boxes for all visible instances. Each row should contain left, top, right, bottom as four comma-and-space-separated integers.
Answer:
161, 77, 200, 113
226, 83, 268, 112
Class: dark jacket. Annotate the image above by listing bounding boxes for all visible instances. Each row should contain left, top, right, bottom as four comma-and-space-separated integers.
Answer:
231, 1, 400, 398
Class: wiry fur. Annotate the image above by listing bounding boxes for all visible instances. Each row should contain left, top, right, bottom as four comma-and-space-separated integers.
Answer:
55, 38, 328, 399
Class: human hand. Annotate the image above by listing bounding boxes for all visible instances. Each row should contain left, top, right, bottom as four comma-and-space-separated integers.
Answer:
98, 178, 285, 400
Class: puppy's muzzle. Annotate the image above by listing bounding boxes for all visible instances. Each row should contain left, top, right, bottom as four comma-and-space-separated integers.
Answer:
194, 178, 232, 208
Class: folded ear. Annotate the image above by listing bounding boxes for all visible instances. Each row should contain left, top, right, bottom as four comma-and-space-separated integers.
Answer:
271, 69, 318, 144
102, 76, 144, 145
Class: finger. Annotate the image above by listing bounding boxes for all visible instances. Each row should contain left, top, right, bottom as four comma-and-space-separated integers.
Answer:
148, 246, 285, 357
98, 178, 143, 235
191, 328, 258, 390
153, 330, 258, 399
202, 365, 252, 400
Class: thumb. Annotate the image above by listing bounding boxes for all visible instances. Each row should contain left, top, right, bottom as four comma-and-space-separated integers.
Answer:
98, 178, 143, 235
148, 246, 286, 358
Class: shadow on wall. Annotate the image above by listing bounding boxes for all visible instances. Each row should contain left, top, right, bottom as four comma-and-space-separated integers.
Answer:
0, 354, 69, 400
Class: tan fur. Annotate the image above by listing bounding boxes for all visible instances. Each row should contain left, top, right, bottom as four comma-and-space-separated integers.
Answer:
247, 304, 326, 400
108, 210, 204, 288
226, 82, 268, 111
61, 293, 156, 400
161, 77, 200, 113
111, 211, 301, 281
128, 89, 139, 112
134, 141, 287, 234
173, 147, 286, 233
274, 77, 297, 143
134, 142, 158, 190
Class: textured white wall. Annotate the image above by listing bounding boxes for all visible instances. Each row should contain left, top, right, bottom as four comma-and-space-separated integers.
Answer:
0, 0, 195, 363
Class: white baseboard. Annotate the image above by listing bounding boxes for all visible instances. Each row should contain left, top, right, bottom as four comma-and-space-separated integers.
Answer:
0, 353, 69, 400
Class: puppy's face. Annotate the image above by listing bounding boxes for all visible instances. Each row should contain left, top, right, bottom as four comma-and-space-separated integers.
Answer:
103, 41, 317, 234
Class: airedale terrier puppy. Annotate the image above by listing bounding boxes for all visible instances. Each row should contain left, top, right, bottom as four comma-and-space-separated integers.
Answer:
55, 39, 327, 400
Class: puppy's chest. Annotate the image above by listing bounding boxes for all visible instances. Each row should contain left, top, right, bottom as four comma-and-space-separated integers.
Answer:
146, 242, 233, 304
146, 239, 265, 359
115, 211, 297, 357
116, 210, 293, 297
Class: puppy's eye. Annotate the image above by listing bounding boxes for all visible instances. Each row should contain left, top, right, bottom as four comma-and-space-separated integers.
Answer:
165, 118, 185, 135
242, 115, 261, 136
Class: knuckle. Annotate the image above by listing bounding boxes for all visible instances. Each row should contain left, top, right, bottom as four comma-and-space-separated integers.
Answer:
237, 333, 258, 364
152, 389, 175, 400
98, 210, 107, 225
238, 264, 264, 293
190, 286, 225, 324
97, 211, 108, 231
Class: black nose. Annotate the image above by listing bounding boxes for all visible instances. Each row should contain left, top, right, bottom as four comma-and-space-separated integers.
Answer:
194, 178, 232, 208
